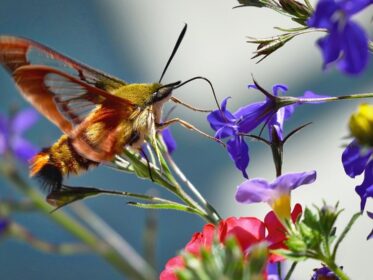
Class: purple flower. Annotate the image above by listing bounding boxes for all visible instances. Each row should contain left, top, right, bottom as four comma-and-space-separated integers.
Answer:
308, 0, 372, 74
367, 211, 373, 240
355, 160, 373, 212
267, 262, 281, 280
0, 218, 9, 236
207, 84, 328, 178
161, 128, 176, 154
311, 266, 339, 280
207, 84, 293, 178
235, 171, 316, 219
342, 140, 373, 178
342, 140, 373, 212
0, 108, 39, 162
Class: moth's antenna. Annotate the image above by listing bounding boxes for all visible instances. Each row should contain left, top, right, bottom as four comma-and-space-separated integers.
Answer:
159, 24, 187, 83
174, 76, 221, 111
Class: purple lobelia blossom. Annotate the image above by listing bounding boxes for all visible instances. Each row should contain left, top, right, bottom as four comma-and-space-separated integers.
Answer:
207, 83, 325, 178
0, 107, 39, 162
311, 266, 339, 280
236, 171, 316, 220
207, 84, 294, 178
308, 0, 373, 75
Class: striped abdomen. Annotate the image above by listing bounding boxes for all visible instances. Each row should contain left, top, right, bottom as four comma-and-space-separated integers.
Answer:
30, 134, 98, 191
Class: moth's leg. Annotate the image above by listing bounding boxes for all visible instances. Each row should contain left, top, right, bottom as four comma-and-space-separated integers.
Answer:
157, 118, 225, 147
170, 96, 212, 113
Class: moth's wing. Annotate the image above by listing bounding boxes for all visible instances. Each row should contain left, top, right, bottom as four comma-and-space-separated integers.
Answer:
71, 105, 141, 162
0, 35, 125, 91
13, 65, 134, 134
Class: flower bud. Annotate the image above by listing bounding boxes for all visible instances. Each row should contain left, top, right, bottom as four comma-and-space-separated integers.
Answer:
279, 0, 311, 19
349, 104, 373, 146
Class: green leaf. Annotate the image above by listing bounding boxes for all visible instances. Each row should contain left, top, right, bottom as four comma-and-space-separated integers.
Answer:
121, 149, 177, 192
234, 0, 266, 8
127, 201, 201, 215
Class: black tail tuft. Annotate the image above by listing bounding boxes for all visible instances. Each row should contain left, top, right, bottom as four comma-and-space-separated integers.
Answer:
34, 164, 63, 194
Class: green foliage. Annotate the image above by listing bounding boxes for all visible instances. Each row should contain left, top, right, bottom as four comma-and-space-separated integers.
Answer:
175, 237, 268, 280
276, 202, 360, 273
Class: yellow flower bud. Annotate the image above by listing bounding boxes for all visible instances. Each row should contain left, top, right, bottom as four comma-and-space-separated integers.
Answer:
349, 104, 373, 146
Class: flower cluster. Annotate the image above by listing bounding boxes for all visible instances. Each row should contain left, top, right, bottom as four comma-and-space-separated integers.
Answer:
160, 205, 302, 280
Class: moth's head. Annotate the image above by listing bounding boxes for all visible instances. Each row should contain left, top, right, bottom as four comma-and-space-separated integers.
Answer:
149, 81, 181, 105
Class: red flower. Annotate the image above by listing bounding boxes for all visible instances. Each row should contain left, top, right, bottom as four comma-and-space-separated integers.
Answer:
265, 203, 302, 262
160, 204, 302, 279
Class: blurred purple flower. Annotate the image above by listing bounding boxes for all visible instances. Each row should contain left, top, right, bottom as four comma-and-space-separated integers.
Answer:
0, 107, 39, 162
308, 0, 372, 74
161, 128, 176, 154
0, 218, 9, 236
367, 211, 373, 240
267, 262, 281, 280
311, 265, 339, 280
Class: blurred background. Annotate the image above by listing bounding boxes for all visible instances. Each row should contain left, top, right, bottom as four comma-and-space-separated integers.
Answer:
0, 0, 372, 279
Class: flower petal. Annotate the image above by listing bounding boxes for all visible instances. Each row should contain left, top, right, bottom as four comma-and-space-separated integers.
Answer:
317, 24, 343, 68
220, 217, 266, 251
0, 114, 8, 154
162, 128, 176, 154
11, 108, 39, 135
355, 160, 373, 211
341, 0, 373, 14
235, 101, 272, 133
338, 21, 369, 75
307, 0, 339, 29
270, 171, 317, 193
11, 136, 38, 162
342, 140, 372, 178
207, 98, 236, 132
227, 136, 249, 178
215, 126, 236, 139
236, 178, 272, 203
272, 84, 288, 96
160, 256, 184, 280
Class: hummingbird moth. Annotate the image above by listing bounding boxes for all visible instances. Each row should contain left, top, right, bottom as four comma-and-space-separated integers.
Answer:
0, 25, 219, 192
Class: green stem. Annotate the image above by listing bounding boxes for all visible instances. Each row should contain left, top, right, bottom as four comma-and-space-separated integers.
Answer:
10, 222, 90, 254
165, 153, 222, 224
0, 164, 156, 280
324, 260, 350, 280
117, 151, 213, 223
284, 262, 297, 280
296, 92, 373, 104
